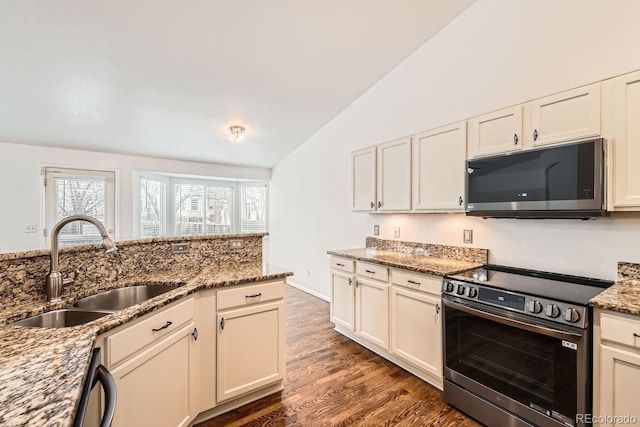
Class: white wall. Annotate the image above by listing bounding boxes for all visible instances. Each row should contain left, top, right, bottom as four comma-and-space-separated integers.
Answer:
0, 141, 270, 253
269, 0, 640, 299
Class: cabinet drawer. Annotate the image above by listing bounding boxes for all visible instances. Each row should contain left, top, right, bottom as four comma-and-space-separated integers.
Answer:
330, 256, 355, 273
390, 269, 441, 295
217, 280, 286, 311
356, 261, 389, 282
107, 297, 195, 367
600, 310, 640, 349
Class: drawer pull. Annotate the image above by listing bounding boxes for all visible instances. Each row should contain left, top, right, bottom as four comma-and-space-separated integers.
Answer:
152, 321, 173, 332
220, 318, 225, 330
336, 263, 345, 267
435, 304, 440, 314
348, 278, 352, 286
246, 293, 262, 299
634, 333, 640, 338
192, 327, 198, 341
365, 269, 376, 274
408, 280, 421, 285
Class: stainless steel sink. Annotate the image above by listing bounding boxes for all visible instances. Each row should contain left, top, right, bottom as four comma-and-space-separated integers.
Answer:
12, 308, 112, 328
73, 285, 179, 311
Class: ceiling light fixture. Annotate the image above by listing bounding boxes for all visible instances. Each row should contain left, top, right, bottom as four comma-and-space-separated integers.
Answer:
229, 125, 246, 142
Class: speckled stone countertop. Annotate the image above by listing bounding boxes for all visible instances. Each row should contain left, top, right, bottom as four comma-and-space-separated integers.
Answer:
0, 262, 291, 427
590, 262, 640, 316
328, 237, 487, 276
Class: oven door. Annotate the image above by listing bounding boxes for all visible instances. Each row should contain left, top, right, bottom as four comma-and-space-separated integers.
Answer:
443, 297, 589, 427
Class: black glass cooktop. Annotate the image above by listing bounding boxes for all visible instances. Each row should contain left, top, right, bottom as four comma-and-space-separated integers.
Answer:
446, 264, 613, 306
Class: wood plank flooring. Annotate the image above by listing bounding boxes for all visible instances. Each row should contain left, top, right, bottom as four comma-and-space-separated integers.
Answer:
195, 286, 480, 427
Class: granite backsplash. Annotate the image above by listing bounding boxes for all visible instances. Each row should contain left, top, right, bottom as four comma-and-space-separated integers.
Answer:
365, 237, 488, 264
0, 234, 265, 307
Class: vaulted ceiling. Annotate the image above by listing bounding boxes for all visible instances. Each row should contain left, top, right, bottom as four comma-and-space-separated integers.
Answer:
0, 0, 475, 169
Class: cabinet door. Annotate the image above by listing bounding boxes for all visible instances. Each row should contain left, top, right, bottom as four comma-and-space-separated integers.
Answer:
390, 286, 441, 379
217, 300, 286, 403
109, 323, 196, 427
352, 147, 377, 211
469, 105, 523, 157
611, 70, 640, 208
355, 277, 389, 349
598, 344, 640, 425
376, 137, 412, 211
330, 270, 355, 331
529, 83, 601, 147
412, 122, 466, 211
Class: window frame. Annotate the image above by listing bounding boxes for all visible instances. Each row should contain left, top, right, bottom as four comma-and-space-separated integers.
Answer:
44, 167, 116, 247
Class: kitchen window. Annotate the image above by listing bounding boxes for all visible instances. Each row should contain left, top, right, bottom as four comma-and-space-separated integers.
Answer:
136, 174, 267, 238
44, 167, 116, 247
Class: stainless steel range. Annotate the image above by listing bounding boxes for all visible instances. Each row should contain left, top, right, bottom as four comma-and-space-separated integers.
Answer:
442, 265, 612, 427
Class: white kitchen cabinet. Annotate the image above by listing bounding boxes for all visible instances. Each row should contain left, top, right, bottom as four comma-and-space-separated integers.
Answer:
468, 105, 523, 157
355, 276, 389, 350
412, 121, 466, 211
109, 322, 197, 427
595, 309, 640, 426
527, 83, 601, 147
216, 281, 286, 403
389, 269, 442, 382
330, 256, 355, 331
351, 147, 377, 211
376, 137, 412, 211
607, 70, 640, 209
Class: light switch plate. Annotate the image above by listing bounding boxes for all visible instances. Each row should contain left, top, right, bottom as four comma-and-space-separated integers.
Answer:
373, 225, 379, 236
463, 229, 473, 244
393, 226, 400, 238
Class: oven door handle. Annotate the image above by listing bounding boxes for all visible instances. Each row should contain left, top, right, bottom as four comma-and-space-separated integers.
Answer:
443, 298, 583, 341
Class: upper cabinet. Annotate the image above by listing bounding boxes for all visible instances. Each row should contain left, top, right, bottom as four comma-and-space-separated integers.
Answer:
376, 137, 412, 212
351, 147, 377, 211
527, 83, 601, 147
352, 138, 411, 212
412, 122, 466, 211
607, 70, 640, 209
468, 105, 523, 158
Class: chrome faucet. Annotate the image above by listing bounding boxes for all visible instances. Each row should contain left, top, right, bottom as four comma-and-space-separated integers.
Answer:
45, 214, 118, 302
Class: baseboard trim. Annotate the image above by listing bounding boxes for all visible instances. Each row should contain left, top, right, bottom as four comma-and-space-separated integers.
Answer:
286, 278, 329, 302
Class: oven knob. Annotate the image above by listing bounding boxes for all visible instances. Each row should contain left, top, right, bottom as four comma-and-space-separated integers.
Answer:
465, 287, 477, 298
456, 284, 465, 295
527, 300, 543, 314
545, 304, 561, 318
564, 308, 581, 323
444, 281, 454, 293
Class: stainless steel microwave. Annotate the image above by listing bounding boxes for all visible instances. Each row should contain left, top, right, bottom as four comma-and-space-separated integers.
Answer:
465, 138, 606, 218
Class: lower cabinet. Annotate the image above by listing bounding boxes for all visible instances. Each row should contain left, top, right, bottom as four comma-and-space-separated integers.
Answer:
110, 322, 196, 427
216, 280, 286, 403
594, 309, 640, 426
329, 256, 443, 389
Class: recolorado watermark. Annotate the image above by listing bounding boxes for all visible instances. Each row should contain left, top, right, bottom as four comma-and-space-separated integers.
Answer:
576, 414, 637, 424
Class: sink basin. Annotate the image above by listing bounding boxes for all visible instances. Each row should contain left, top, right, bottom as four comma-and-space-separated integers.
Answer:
12, 309, 112, 328
73, 285, 179, 311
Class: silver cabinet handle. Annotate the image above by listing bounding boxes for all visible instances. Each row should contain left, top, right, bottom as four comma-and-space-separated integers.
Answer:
152, 321, 172, 332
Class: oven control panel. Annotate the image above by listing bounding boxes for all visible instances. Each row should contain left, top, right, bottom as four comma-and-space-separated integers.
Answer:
442, 279, 588, 329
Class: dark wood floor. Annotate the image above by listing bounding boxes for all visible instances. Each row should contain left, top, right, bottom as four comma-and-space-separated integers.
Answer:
196, 286, 480, 427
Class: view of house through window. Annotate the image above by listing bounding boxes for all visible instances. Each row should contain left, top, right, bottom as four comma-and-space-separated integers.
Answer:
44, 168, 115, 247
138, 174, 267, 238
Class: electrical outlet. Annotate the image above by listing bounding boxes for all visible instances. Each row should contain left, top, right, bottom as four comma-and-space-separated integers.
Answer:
171, 242, 190, 254
463, 229, 473, 244
229, 239, 245, 249
373, 225, 379, 236
393, 226, 400, 238
25, 224, 37, 233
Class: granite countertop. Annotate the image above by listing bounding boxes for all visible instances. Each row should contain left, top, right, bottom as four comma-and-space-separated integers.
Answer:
327, 248, 484, 276
590, 279, 640, 316
0, 262, 292, 427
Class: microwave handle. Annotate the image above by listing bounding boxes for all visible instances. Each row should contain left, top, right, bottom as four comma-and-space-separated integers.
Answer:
443, 298, 582, 341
